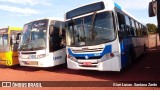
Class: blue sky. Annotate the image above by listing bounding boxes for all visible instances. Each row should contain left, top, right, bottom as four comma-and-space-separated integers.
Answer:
0, 0, 157, 28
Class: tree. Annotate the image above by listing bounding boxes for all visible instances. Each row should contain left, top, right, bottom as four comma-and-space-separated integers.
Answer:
146, 23, 157, 34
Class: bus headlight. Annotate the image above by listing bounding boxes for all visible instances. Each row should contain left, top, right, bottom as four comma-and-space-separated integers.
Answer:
98, 51, 119, 62
37, 54, 46, 59
67, 55, 77, 62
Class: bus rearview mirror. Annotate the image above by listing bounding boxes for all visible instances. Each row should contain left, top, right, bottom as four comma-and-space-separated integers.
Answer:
149, 1, 157, 17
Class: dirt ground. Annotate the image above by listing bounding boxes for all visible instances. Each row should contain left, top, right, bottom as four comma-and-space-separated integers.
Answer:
0, 34, 160, 90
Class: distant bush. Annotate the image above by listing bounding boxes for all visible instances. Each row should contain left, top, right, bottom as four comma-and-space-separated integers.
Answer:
146, 23, 157, 34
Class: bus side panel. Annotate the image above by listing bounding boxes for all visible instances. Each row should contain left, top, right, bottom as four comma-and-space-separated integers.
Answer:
49, 48, 66, 66
120, 41, 128, 68
120, 36, 133, 68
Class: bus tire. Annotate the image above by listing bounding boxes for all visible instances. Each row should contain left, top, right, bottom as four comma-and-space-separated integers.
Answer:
143, 44, 147, 56
128, 54, 132, 66
123, 54, 132, 70
126, 48, 134, 68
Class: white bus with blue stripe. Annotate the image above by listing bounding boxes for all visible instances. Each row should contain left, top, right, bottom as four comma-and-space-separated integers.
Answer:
18, 18, 66, 67
65, 0, 148, 71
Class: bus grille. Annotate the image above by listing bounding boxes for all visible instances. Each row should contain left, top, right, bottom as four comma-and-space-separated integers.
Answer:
72, 48, 103, 53
20, 52, 36, 54
75, 56, 102, 59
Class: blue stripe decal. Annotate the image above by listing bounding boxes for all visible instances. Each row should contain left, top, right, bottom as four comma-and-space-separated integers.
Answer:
68, 45, 112, 58
114, 2, 122, 10
120, 41, 127, 68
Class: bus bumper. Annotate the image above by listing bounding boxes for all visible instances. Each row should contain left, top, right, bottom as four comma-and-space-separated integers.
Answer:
0, 60, 14, 66
0, 60, 7, 65
67, 56, 121, 71
19, 57, 54, 67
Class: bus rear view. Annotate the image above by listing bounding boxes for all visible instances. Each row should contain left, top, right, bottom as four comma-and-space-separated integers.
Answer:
18, 18, 66, 67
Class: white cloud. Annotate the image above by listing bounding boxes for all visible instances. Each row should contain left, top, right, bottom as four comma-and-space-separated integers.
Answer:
0, 5, 39, 16
114, 0, 150, 10
0, 0, 52, 6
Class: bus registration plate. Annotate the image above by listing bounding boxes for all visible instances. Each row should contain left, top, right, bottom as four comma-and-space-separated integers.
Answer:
82, 62, 92, 66
24, 61, 38, 65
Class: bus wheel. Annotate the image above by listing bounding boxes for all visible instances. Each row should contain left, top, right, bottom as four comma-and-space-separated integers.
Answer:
123, 54, 132, 70
126, 49, 134, 68
128, 54, 132, 66
143, 44, 147, 56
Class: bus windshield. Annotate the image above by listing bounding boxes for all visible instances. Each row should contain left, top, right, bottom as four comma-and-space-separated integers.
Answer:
66, 11, 115, 47
19, 19, 48, 51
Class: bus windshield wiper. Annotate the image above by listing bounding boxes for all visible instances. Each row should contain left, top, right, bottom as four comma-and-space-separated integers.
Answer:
30, 42, 35, 51
90, 12, 97, 40
21, 29, 35, 51
29, 28, 35, 51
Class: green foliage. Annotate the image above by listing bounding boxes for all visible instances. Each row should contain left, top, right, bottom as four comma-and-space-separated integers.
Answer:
146, 23, 157, 34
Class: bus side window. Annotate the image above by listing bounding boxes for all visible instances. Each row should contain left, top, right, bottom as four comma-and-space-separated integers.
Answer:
16, 33, 21, 43
116, 12, 125, 41
116, 12, 125, 31
49, 22, 64, 52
